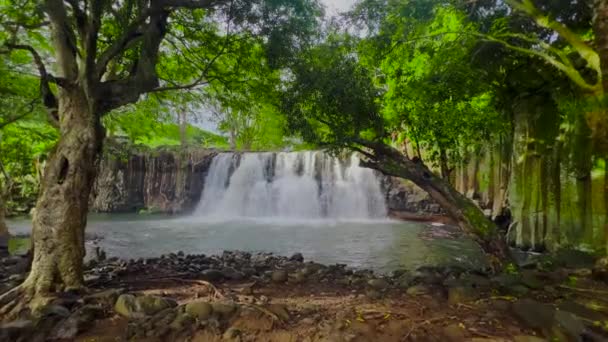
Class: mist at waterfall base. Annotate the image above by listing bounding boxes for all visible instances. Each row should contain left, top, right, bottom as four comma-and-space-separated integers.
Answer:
7, 152, 488, 272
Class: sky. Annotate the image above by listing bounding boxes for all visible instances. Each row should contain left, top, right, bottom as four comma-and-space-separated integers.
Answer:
196, 0, 359, 134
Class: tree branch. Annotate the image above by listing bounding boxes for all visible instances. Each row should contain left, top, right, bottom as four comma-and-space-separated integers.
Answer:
505, 0, 600, 75
44, 0, 79, 79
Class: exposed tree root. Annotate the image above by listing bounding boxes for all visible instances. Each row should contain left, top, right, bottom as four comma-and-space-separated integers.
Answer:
0, 285, 30, 320
165, 278, 226, 300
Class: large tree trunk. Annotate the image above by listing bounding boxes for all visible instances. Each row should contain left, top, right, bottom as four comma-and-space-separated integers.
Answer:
21, 88, 103, 297
0, 193, 8, 257
357, 140, 510, 266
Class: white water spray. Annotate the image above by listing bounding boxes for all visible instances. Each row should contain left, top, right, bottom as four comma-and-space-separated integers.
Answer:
195, 151, 387, 220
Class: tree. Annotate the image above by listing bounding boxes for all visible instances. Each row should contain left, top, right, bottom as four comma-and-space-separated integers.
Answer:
0, 0, 320, 314
282, 37, 510, 265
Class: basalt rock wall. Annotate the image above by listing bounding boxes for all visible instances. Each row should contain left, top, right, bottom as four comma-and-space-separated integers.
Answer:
90, 143, 217, 213
91, 143, 441, 216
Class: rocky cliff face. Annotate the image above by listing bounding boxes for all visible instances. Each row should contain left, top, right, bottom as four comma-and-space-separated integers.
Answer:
91, 143, 440, 216
91, 143, 216, 213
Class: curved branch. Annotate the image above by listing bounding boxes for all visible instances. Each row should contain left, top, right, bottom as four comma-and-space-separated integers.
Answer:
505, 0, 600, 75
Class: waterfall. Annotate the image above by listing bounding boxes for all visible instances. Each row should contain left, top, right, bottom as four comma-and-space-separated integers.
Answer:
195, 151, 387, 220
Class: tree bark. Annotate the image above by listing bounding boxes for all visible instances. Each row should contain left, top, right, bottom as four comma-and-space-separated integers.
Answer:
21, 88, 103, 296
0, 193, 9, 257
356, 140, 510, 265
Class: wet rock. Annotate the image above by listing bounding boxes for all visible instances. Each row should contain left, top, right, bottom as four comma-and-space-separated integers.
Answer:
289, 253, 304, 262
406, 285, 430, 296
185, 301, 213, 320
201, 269, 224, 281
271, 270, 288, 283
211, 301, 238, 319
367, 278, 390, 291
442, 323, 466, 341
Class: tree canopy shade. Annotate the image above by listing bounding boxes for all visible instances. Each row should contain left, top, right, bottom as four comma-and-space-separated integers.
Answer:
282, 33, 511, 266
0, 0, 322, 315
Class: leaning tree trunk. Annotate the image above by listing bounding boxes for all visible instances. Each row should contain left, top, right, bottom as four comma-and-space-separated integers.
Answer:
357, 140, 510, 266
0, 193, 8, 257
20, 88, 103, 299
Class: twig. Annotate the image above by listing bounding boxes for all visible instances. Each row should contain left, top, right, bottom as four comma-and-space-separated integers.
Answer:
558, 285, 608, 295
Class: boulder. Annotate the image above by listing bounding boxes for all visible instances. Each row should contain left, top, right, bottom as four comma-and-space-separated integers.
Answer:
442, 323, 467, 342
289, 253, 304, 262
201, 269, 224, 281
367, 278, 390, 291
185, 301, 213, 320
271, 270, 288, 283
406, 285, 430, 296
592, 257, 608, 282
512, 299, 555, 332
115, 294, 176, 318
447, 286, 478, 305
265, 304, 289, 321
211, 301, 238, 319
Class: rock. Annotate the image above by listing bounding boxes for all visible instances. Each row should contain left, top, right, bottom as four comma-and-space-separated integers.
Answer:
365, 289, 382, 300
291, 271, 307, 284
448, 286, 477, 305
521, 271, 545, 289
554, 310, 586, 341
406, 285, 430, 296
442, 323, 466, 341
115, 294, 176, 318
271, 270, 288, 283
558, 300, 607, 322
169, 312, 194, 331
221, 267, 245, 281
266, 304, 289, 321
185, 301, 213, 320
593, 257, 608, 282
201, 269, 224, 281
290, 253, 304, 262
223, 327, 241, 340
367, 278, 390, 291
41, 304, 71, 318
115, 294, 139, 318
136, 296, 177, 315
396, 273, 414, 289
555, 249, 596, 269
211, 301, 238, 319
513, 336, 546, 342
51, 305, 103, 339
512, 299, 555, 334
0, 320, 35, 342
85, 288, 125, 306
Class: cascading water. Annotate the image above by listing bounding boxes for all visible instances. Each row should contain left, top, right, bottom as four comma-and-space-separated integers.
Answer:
195, 151, 387, 220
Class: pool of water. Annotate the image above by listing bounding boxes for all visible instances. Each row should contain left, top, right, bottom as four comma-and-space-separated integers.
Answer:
7, 214, 487, 272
